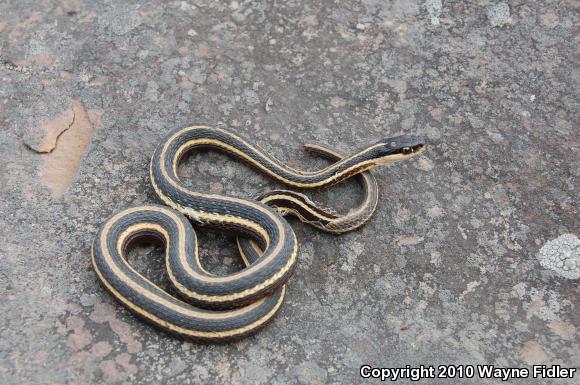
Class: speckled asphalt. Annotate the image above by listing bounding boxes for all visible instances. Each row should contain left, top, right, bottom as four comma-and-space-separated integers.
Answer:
0, 1, 578, 384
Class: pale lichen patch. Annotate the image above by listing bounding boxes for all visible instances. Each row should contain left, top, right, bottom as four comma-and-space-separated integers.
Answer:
537, 234, 580, 279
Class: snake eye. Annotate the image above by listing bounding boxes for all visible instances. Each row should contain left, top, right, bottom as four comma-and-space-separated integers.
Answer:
402, 147, 411, 154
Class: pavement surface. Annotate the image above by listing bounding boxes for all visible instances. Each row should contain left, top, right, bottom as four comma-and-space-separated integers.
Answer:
1, 1, 578, 384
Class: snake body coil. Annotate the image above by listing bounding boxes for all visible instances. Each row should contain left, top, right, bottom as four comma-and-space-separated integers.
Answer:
92, 125, 425, 342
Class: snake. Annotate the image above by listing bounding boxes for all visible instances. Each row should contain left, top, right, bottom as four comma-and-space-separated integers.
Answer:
91, 125, 426, 342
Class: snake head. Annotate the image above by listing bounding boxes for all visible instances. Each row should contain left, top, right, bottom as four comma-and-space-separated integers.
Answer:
371, 134, 426, 164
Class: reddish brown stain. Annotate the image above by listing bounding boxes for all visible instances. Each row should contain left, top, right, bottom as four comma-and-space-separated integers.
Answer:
90, 341, 113, 358
548, 320, 576, 340
195, 43, 210, 58
24, 106, 75, 153
65, 314, 93, 351
397, 235, 424, 246
519, 340, 548, 365
40, 99, 98, 198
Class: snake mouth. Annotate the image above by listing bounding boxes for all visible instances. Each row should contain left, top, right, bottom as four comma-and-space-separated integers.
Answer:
372, 138, 427, 165
401, 143, 426, 155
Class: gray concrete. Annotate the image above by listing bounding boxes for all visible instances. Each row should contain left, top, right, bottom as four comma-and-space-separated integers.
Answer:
1, 1, 578, 384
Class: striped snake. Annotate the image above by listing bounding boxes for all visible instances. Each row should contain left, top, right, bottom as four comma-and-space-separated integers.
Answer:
92, 125, 426, 342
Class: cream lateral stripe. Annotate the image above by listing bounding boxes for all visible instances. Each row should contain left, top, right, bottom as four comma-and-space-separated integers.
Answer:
150, 174, 298, 285
116, 204, 269, 284
109, 219, 270, 316
151, 167, 271, 244
160, 129, 303, 210
168, 243, 296, 303
168, 126, 324, 177
236, 238, 251, 267
116, 222, 175, 285
151, 159, 282, 269
155, 147, 292, 268
361, 175, 377, 208
157, 131, 365, 286
93, 244, 286, 337
152, 159, 271, 243
115, 220, 207, 287
331, 175, 377, 219
236, 238, 265, 264
107, 208, 296, 302
260, 194, 337, 221
234, 142, 380, 259
205, 126, 388, 176
99, 216, 268, 319
250, 239, 263, 255
303, 143, 378, 216
169, 136, 384, 188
